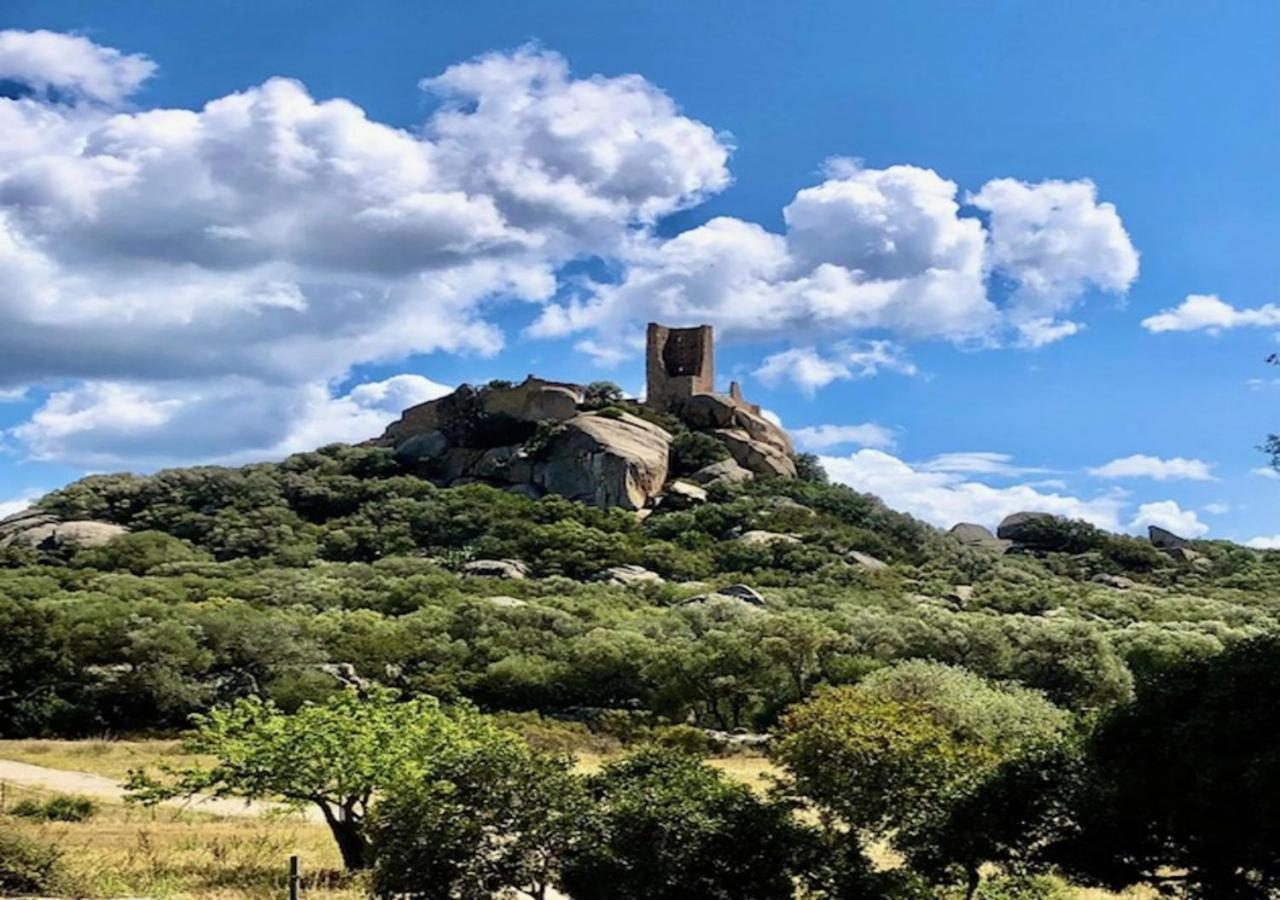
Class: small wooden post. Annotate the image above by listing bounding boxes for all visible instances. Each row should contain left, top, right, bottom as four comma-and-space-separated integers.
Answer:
288, 854, 300, 900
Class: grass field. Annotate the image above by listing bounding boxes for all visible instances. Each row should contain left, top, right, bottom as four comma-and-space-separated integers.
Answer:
0, 740, 1153, 899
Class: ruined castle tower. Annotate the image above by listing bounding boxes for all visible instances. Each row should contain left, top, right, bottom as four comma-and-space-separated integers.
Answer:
646, 322, 714, 412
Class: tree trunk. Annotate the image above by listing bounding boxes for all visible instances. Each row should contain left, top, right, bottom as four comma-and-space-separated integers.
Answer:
318, 806, 368, 871
964, 863, 981, 900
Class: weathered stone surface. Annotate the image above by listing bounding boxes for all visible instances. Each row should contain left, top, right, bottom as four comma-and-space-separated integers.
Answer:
535, 413, 672, 510
480, 377, 583, 423
1167, 546, 1207, 565
1092, 573, 1136, 590
946, 585, 976, 604
996, 512, 1060, 542
679, 393, 794, 456
736, 530, 801, 547
716, 584, 766, 605
486, 595, 528, 608
950, 522, 1011, 552
714, 429, 797, 479
848, 550, 889, 571
689, 458, 754, 486
1148, 525, 1188, 550
659, 480, 708, 510
0, 508, 58, 547
461, 559, 529, 579
3, 518, 128, 549
604, 564, 665, 586
393, 429, 448, 462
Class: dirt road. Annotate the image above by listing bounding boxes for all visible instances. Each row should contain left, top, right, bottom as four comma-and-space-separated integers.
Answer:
0, 757, 320, 821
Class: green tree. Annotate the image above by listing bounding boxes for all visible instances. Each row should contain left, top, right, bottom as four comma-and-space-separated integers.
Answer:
369, 735, 588, 900
561, 748, 809, 900
126, 687, 503, 870
1053, 637, 1280, 898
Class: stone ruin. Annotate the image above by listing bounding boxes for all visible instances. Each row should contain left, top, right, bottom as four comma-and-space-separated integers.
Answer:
370, 322, 796, 510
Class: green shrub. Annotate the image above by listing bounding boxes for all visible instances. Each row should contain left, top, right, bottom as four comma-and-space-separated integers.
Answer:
11, 794, 97, 822
969, 875, 1073, 899
0, 832, 67, 895
670, 430, 731, 475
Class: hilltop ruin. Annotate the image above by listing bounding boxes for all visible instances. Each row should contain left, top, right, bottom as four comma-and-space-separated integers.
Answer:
372, 322, 795, 509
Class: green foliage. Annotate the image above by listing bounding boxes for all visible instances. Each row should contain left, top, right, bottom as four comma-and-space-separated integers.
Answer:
0, 832, 67, 896
126, 687, 504, 871
1053, 636, 1280, 898
669, 430, 730, 475
581, 381, 625, 410
369, 735, 588, 900
795, 452, 829, 484
10, 793, 97, 822
561, 748, 810, 900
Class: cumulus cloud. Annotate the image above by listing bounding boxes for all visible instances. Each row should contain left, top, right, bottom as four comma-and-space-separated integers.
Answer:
0, 29, 155, 103
753, 341, 916, 394
0, 33, 730, 465
12, 374, 452, 469
792, 423, 897, 451
1087, 454, 1216, 481
1141, 294, 1280, 334
1128, 500, 1209, 538
820, 448, 1126, 531
532, 162, 1137, 363
1246, 535, 1280, 550
1253, 467, 1280, 480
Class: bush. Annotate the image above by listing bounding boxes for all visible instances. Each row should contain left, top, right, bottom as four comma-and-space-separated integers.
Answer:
561, 748, 809, 900
0, 832, 66, 895
11, 794, 97, 822
670, 431, 730, 475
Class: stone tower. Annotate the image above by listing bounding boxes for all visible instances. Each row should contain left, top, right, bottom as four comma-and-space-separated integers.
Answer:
646, 322, 714, 412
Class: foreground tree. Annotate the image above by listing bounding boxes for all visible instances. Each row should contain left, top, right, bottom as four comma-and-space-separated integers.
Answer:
775, 663, 1072, 898
561, 748, 809, 900
126, 687, 502, 870
369, 735, 588, 900
1053, 637, 1280, 898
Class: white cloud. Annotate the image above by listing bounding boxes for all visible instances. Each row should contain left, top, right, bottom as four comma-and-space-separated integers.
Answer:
0, 489, 41, 519
792, 423, 897, 451
0, 34, 730, 466
1246, 535, 1280, 550
918, 452, 1049, 477
1128, 500, 1208, 538
12, 374, 452, 469
820, 448, 1126, 531
753, 341, 916, 394
1253, 467, 1280, 480
969, 178, 1139, 346
1087, 454, 1215, 481
0, 29, 155, 104
1203, 502, 1231, 515
1141, 294, 1280, 334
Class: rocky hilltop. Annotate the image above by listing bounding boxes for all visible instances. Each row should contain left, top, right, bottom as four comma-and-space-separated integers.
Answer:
369, 323, 797, 511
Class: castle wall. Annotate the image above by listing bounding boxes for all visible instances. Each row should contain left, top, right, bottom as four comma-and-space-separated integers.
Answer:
646, 323, 714, 411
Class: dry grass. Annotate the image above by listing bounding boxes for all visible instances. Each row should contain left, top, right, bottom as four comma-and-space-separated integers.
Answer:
2, 781, 357, 899
0, 738, 209, 781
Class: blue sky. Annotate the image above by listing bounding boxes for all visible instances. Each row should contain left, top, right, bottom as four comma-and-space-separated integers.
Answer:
0, 1, 1277, 543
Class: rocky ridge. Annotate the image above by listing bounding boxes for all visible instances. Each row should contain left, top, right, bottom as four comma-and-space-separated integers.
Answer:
369, 375, 797, 511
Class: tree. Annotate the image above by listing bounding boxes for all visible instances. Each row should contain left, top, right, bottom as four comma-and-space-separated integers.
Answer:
775, 664, 1072, 899
369, 735, 588, 900
0, 597, 76, 737
126, 687, 503, 870
1053, 637, 1280, 898
561, 748, 809, 900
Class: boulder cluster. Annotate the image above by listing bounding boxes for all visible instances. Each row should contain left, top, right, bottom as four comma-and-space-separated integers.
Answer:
0, 507, 127, 550
948, 513, 1211, 571
370, 375, 797, 511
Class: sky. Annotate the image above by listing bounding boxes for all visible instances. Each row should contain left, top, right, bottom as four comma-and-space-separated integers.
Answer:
0, 1, 1277, 545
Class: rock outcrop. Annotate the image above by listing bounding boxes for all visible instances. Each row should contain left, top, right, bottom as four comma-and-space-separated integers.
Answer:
368, 323, 802, 511
996, 512, 1060, 542
0, 509, 127, 550
950, 522, 1012, 553
1148, 525, 1188, 550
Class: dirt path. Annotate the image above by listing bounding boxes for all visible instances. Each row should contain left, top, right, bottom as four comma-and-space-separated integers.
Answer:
0, 758, 321, 822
